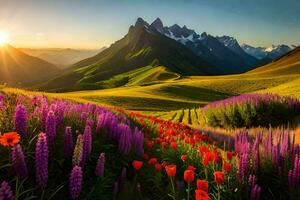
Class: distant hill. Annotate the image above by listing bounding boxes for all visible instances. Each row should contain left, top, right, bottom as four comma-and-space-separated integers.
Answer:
39, 18, 215, 92
0, 44, 59, 86
20, 48, 104, 68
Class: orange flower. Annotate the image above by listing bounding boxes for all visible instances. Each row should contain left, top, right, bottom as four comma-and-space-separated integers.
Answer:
184, 169, 194, 183
0, 132, 20, 147
214, 171, 225, 185
195, 189, 211, 200
165, 164, 177, 177
223, 162, 232, 172
196, 179, 209, 193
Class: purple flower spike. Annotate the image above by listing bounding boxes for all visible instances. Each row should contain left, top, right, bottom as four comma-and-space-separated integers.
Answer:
35, 133, 48, 188
82, 125, 92, 164
72, 134, 84, 167
69, 165, 83, 200
0, 181, 14, 200
11, 144, 28, 179
45, 111, 56, 141
95, 153, 105, 177
64, 127, 74, 158
14, 104, 27, 137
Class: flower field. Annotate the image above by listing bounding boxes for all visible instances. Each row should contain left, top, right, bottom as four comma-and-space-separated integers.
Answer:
0, 92, 300, 200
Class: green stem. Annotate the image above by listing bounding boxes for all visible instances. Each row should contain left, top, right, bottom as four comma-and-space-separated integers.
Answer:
170, 177, 176, 200
217, 185, 221, 200
187, 182, 190, 200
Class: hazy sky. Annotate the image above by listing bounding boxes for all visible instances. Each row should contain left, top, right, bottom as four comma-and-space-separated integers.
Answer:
0, 0, 299, 49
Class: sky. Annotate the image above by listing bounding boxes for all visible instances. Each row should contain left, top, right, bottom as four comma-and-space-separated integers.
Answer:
0, 0, 299, 49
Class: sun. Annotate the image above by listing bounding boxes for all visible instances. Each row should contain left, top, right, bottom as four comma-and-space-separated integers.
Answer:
0, 31, 8, 46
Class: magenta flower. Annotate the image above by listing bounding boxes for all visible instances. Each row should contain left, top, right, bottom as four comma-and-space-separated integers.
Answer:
64, 126, 74, 158
45, 111, 56, 141
11, 144, 28, 179
14, 104, 27, 137
35, 133, 48, 188
69, 165, 83, 199
0, 181, 14, 200
95, 153, 105, 177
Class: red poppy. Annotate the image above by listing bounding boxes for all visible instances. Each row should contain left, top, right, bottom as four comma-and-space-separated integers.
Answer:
196, 179, 209, 193
143, 153, 149, 160
161, 161, 167, 168
195, 189, 211, 200
187, 165, 196, 171
165, 164, 177, 177
132, 160, 143, 170
226, 151, 234, 160
198, 146, 209, 155
184, 169, 194, 183
155, 163, 162, 172
148, 158, 157, 165
181, 154, 188, 162
223, 162, 232, 172
170, 141, 178, 149
0, 132, 20, 147
214, 171, 225, 185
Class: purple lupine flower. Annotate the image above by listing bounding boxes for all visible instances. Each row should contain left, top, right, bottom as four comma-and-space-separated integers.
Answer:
133, 128, 144, 156
11, 144, 28, 179
14, 104, 27, 137
41, 104, 49, 131
72, 134, 84, 167
95, 153, 105, 177
117, 124, 132, 154
35, 133, 48, 188
96, 115, 104, 134
64, 127, 74, 158
69, 165, 83, 199
238, 153, 249, 181
118, 167, 127, 192
288, 154, 300, 188
113, 181, 119, 198
250, 184, 261, 200
80, 112, 88, 122
0, 181, 14, 200
45, 111, 56, 141
82, 125, 92, 164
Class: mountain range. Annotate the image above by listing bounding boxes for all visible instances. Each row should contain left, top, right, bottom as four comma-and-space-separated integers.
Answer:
37, 17, 296, 92
0, 17, 296, 91
0, 45, 58, 86
20, 48, 104, 68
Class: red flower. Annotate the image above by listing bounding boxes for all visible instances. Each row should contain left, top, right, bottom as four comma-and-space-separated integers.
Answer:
143, 153, 149, 160
165, 164, 177, 177
148, 158, 157, 165
195, 189, 211, 200
132, 160, 143, 170
181, 154, 188, 162
147, 140, 153, 149
161, 161, 167, 168
226, 151, 234, 160
170, 142, 178, 149
161, 142, 167, 149
0, 132, 20, 147
184, 169, 194, 183
187, 165, 196, 171
155, 163, 162, 172
203, 152, 214, 167
198, 145, 209, 155
214, 171, 225, 185
196, 179, 209, 193
223, 162, 232, 172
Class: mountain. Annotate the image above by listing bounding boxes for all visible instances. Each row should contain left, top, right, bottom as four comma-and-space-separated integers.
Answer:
0, 44, 59, 86
241, 44, 292, 60
149, 18, 259, 73
20, 48, 104, 68
39, 18, 215, 92
216, 36, 258, 67
249, 45, 300, 74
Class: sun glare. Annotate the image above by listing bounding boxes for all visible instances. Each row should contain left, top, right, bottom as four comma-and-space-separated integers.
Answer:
0, 31, 8, 46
